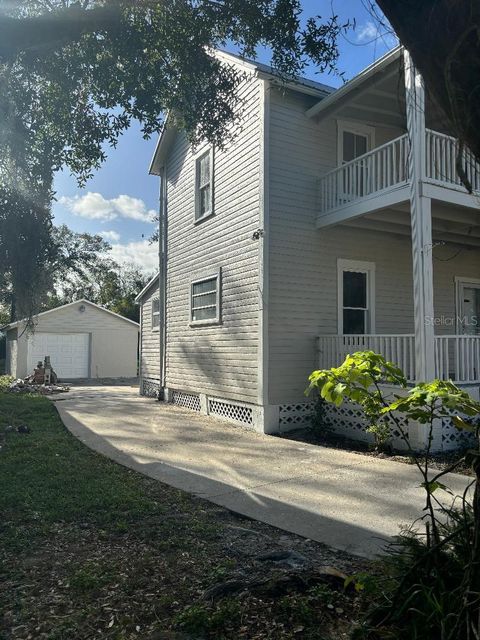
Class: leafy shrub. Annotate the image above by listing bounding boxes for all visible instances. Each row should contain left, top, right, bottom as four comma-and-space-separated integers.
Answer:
308, 351, 480, 639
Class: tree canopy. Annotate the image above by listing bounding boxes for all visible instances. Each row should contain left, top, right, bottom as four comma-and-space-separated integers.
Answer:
0, 0, 346, 320
374, 0, 480, 170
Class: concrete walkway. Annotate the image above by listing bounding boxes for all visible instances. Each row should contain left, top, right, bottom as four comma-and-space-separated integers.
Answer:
51, 385, 469, 558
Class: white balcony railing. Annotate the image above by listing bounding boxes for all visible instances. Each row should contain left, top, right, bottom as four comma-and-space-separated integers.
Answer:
317, 334, 480, 384
318, 129, 480, 215
425, 129, 480, 192
318, 134, 409, 214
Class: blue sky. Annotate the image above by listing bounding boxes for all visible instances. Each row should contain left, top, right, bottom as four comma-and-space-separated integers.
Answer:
52, 0, 395, 272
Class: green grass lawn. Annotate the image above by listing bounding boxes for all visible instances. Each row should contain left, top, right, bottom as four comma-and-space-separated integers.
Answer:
0, 391, 364, 640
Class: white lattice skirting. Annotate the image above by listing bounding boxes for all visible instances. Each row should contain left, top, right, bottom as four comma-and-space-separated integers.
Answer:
279, 399, 477, 452
171, 390, 201, 412
280, 400, 414, 450
141, 378, 161, 398
279, 403, 316, 427
208, 398, 254, 426
168, 389, 255, 427
441, 415, 476, 452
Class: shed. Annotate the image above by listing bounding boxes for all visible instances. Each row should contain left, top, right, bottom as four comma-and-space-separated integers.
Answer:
2, 300, 139, 380
135, 274, 161, 396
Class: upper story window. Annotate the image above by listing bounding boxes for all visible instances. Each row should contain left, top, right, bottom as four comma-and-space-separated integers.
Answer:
195, 148, 214, 222
152, 298, 160, 331
191, 271, 221, 325
337, 259, 375, 335
337, 121, 375, 165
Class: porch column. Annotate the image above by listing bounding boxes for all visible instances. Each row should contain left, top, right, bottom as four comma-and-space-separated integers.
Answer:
404, 49, 436, 381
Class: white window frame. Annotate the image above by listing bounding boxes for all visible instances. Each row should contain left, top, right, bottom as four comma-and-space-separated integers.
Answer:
455, 276, 480, 335
190, 269, 222, 326
151, 297, 160, 332
337, 120, 375, 166
194, 146, 214, 223
337, 259, 376, 334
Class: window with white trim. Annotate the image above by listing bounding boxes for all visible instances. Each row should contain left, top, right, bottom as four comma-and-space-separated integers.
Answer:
191, 273, 221, 324
195, 148, 213, 221
337, 121, 374, 165
152, 298, 160, 331
338, 259, 375, 335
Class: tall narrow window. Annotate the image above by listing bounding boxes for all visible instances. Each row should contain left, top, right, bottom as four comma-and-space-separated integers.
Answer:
191, 272, 221, 325
456, 278, 480, 335
151, 298, 160, 331
342, 130, 368, 164
195, 149, 213, 221
338, 260, 375, 335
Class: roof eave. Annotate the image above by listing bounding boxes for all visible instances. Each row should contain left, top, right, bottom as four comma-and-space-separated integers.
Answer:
135, 273, 160, 303
305, 46, 403, 119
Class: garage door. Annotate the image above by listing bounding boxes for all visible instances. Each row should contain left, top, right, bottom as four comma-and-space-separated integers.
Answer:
27, 333, 89, 379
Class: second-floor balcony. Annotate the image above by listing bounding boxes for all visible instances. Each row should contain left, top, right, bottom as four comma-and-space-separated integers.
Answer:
317, 129, 480, 226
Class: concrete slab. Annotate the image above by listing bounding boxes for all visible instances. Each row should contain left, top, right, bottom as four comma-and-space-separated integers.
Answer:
51, 385, 469, 558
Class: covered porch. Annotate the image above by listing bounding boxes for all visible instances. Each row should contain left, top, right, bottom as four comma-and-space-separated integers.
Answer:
308, 47, 480, 386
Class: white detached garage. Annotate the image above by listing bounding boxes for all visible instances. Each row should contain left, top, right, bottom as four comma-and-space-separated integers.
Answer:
3, 300, 139, 380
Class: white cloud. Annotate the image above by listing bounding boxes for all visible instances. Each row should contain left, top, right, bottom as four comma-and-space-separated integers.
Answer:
355, 20, 398, 48
99, 230, 121, 242
356, 21, 378, 43
59, 192, 156, 223
110, 240, 158, 273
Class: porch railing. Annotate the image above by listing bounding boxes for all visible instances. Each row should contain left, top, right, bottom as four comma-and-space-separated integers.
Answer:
435, 336, 480, 384
317, 334, 480, 384
425, 129, 480, 192
317, 334, 416, 381
318, 134, 409, 214
318, 129, 480, 215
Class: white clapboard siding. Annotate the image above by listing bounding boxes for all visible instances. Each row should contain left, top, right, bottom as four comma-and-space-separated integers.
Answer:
140, 285, 161, 383
164, 76, 262, 403
266, 86, 480, 404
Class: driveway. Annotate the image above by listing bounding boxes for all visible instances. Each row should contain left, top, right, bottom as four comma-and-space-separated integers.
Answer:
51, 385, 469, 558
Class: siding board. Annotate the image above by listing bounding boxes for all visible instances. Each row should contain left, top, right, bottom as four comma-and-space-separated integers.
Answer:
164, 76, 262, 403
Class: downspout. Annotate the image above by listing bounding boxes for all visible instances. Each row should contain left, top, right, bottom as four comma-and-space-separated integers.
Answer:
159, 165, 168, 396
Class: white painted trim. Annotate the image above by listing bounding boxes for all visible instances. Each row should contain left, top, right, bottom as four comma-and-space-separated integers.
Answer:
404, 49, 435, 382
135, 273, 159, 303
2, 299, 139, 331
194, 146, 215, 223
337, 259, 376, 334
160, 165, 167, 389
316, 184, 410, 228
258, 78, 270, 406
306, 46, 403, 119
455, 276, 480, 334
151, 297, 160, 332
189, 268, 222, 327
336, 119, 375, 166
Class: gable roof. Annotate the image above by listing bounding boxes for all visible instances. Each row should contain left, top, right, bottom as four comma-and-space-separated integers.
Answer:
1, 299, 139, 331
149, 49, 336, 175
134, 273, 159, 303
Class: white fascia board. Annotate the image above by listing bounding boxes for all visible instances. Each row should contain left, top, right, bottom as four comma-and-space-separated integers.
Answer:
3, 299, 139, 331
135, 273, 160, 304
306, 46, 403, 119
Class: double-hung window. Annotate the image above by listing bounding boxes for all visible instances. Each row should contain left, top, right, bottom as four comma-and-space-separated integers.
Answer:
338, 259, 375, 335
191, 272, 221, 325
151, 298, 160, 331
195, 148, 214, 221
337, 121, 374, 199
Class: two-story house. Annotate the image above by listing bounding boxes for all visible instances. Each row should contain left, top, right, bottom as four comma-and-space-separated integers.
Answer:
136, 46, 480, 452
